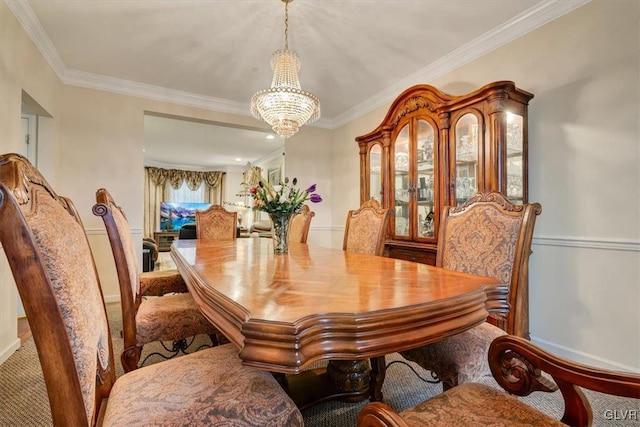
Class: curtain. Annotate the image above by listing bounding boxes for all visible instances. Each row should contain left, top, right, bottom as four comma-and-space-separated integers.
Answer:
203, 171, 224, 204
144, 167, 167, 238
143, 167, 225, 237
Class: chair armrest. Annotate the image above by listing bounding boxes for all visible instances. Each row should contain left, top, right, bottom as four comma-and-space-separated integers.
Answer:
142, 239, 158, 265
357, 402, 410, 427
489, 335, 640, 426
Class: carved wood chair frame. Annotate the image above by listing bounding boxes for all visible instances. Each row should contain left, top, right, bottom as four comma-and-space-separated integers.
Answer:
195, 204, 238, 240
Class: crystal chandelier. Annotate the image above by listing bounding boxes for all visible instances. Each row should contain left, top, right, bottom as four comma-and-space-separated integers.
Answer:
250, 0, 320, 139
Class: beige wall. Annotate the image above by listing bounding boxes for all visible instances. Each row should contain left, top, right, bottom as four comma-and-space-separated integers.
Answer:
0, 2, 63, 363
331, 0, 640, 371
1, 0, 638, 371
284, 125, 334, 247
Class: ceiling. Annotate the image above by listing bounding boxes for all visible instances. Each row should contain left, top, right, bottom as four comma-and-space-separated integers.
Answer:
11, 0, 588, 168
143, 114, 284, 170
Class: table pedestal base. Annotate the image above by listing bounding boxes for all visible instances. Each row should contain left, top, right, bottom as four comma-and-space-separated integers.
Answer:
278, 357, 387, 411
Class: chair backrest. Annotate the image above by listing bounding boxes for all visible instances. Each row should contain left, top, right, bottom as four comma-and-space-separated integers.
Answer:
436, 191, 541, 337
93, 188, 141, 353
343, 199, 390, 256
195, 205, 237, 240
0, 153, 115, 426
289, 204, 315, 244
178, 223, 197, 239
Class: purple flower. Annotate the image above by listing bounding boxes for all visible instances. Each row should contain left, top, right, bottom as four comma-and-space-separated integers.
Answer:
305, 184, 317, 193
310, 193, 322, 203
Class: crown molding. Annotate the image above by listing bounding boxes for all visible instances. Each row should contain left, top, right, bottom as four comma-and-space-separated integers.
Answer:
331, 0, 592, 128
8, 0, 590, 130
64, 68, 336, 129
253, 147, 285, 166
65, 68, 253, 115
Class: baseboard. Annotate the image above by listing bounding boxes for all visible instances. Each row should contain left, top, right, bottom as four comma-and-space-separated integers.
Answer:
0, 338, 21, 366
531, 335, 640, 373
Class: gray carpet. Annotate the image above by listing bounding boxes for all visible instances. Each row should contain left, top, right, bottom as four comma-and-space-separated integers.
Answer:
1, 302, 638, 426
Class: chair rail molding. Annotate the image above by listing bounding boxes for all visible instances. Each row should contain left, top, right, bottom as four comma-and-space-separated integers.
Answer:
533, 236, 640, 252
86, 227, 143, 236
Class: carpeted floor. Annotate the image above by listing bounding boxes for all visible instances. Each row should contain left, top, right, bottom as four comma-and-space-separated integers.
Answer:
2, 301, 639, 426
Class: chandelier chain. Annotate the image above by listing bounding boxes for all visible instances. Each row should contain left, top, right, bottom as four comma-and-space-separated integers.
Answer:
284, 1, 289, 50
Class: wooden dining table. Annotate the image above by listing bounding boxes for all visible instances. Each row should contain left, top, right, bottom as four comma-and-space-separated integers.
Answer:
171, 238, 500, 409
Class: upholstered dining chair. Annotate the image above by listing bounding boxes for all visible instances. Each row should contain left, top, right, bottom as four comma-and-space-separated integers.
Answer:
0, 153, 303, 427
289, 204, 315, 244
94, 188, 220, 372
108, 198, 182, 294
358, 335, 640, 427
336, 198, 390, 394
343, 198, 391, 256
400, 191, 542, 390
195, 204, 238, 240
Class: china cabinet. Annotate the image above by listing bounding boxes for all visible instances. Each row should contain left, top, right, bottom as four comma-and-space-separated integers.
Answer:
356, 81, 533, 264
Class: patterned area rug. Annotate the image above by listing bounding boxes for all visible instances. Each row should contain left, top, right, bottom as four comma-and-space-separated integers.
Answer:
2, 300, 638, 425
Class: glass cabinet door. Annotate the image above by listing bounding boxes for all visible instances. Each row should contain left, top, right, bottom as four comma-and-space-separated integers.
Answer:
415, 120, 435, 238
393, 125, 410, 238
454, 113, 479, 206
369, 144, 382, 202
506, 112, 524, 203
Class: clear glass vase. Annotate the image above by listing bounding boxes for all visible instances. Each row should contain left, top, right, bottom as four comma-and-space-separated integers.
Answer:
269, 212, 292, 254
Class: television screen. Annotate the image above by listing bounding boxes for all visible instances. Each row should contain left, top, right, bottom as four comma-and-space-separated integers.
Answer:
160, 202, 211, 231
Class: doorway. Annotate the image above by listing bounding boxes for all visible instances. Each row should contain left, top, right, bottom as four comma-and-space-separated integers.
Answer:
17, 91, 52, 344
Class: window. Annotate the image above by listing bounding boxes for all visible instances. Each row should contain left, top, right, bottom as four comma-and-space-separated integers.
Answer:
166, 180, 205, 203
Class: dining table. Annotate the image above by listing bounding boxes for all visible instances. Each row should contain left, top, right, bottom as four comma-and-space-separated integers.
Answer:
171, 237, 500, 409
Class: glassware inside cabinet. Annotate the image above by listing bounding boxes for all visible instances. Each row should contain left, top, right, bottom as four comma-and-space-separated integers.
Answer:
394, 125, 410, 237
506, 112, 524, 203
416, 120, 435, 238
454, 113, 479, 206
369, 144, 382, 202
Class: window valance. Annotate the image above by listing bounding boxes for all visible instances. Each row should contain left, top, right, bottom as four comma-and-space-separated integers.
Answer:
145, 167, 224, 191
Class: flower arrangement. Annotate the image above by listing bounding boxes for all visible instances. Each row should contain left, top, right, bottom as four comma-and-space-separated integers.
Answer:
246, 166, 321, 254
250, 176, 322, 215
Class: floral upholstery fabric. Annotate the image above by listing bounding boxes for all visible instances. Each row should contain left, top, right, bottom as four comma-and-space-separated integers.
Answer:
29, 192, 110, 424
345, 209, 386, 255
136, 293, 218, 344
103, 344, 304, 427
196, 207, 237, 240
401, 322, 506, 385
440, 204, 522, 285
399, 382, 563, 426
140, 268, 188, 296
